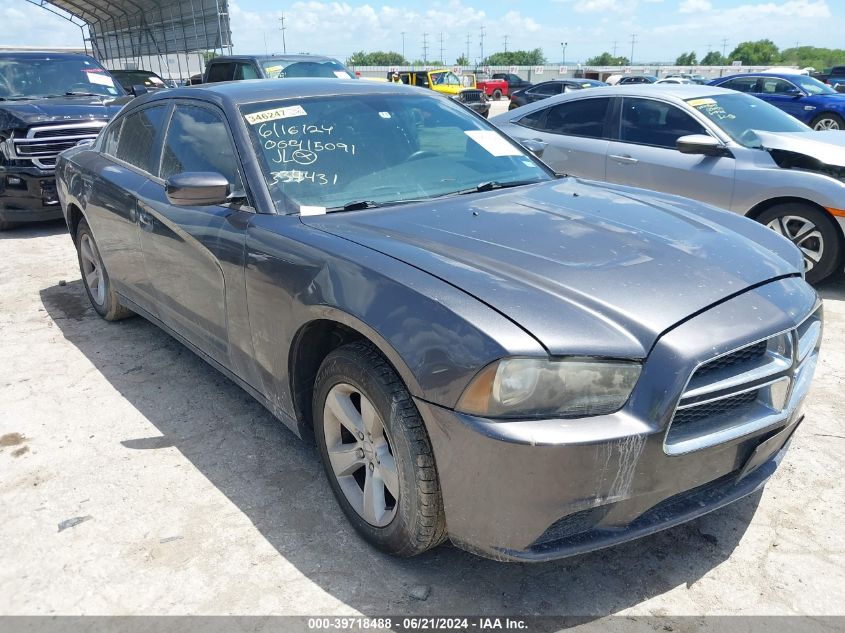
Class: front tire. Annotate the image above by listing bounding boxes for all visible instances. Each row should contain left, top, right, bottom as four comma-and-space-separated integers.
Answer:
492, 89, 502, 100
314, 341, 447, 556
811, 113, 844, 131
75, 219, 134, 321
757, 203, 842, 283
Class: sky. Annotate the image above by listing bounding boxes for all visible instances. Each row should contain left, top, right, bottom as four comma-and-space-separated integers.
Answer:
1, 0, 842, 65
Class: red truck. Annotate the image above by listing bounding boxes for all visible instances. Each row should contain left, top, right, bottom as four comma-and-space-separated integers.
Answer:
473, 73, 508, 100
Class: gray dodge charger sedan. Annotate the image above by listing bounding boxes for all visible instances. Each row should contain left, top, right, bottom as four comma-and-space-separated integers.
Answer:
56, 79, 821, 561
492, 85, 845, 284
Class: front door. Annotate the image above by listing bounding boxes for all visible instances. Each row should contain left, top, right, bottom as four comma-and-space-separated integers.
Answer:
605, 97, 736, 210
137, 101, 251, 369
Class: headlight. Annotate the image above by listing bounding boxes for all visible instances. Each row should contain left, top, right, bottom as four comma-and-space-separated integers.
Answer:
456, 358, 642, 419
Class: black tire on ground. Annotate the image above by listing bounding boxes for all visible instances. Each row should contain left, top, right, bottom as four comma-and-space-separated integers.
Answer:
75, 219, 134, 321
492, 89, 502, 100
0, 220, 17, 231
313, 341, 447, 556
810, 112, 844, 131
756, 202, 842, 284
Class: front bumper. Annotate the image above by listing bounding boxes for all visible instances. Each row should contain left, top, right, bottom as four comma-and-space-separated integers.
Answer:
420, 277, 820, 561
0, 166, 62, 224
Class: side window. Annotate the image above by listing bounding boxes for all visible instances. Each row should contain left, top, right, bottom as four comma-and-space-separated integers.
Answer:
115, 105, 168, 173
101, 118, 123, 156
541, 97, 611, 138
620, 98, 708, 149
722, 77, 759, 93
761, 78, 796, 94
234, 63, 260, 80
206, 62, 235, 83
528, 83, 560, 97
159, 105, 242, 191
516, 108, 547, 130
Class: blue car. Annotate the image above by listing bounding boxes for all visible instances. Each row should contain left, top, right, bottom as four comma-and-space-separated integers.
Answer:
710, 72, 845, 130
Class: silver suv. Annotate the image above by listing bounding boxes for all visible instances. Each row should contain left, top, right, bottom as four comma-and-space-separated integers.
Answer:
492, 85, 845, 283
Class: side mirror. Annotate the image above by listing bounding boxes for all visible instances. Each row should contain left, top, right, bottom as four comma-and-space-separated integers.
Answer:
785, 88, 803, 97
521, 138, 547, 158
131, 84, 149, 97
676, 134, 730, 157
165, 172, 230, 206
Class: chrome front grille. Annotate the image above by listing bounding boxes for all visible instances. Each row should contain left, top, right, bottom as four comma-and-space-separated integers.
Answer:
10, 122, 106, 169
665, 307, 822, 455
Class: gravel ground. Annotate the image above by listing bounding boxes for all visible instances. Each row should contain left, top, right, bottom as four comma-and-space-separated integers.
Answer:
1, 214, 844, 618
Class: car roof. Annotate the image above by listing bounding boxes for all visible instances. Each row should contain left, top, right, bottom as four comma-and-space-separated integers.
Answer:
0, 52, 95, 60
208, 54, 337, 63
139, 78, 426, 106
715, 72, 805, 81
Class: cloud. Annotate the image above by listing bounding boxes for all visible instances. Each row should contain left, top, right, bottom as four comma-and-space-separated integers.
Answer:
0, 0, 80, 47
678, 0, 711, 12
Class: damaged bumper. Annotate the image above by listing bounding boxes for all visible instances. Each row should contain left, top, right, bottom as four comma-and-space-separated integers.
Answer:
419, 277, 820, 562
0, 166, 62, 224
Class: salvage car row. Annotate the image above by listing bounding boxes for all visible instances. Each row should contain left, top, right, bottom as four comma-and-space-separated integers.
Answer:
0, 50, 833, 562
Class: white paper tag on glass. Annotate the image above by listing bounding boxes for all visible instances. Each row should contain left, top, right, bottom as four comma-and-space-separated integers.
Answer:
464, 130, 522, 157
86, 72, 115, 87
333, 71, 352, 79
299, 205, 326, 216
245, 105, 307, 125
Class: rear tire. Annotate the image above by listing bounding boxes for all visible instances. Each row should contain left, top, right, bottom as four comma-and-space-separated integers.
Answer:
757, 203, 842, 284
811, 113, 844, 131
0, 220, 16, 231
492, 89, 502, 100
313, 341, 447, 556
75, 219, 134, 321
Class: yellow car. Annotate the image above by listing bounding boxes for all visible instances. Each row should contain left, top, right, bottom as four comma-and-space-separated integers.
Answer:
389, 69, 490, 117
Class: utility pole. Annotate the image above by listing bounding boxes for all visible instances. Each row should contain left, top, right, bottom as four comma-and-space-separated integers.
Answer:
439, 32, 444, 64
612, 40, 618, 57
278, 14, 287, 54
503, 35, 508, 52
561, 42, 567, 65
465, 33, 471, 64
721, 38, 728, 57
401, 31, 405, 62
629, 33, 637, 65
422, 32, 428, 64
479, 25, 486, 64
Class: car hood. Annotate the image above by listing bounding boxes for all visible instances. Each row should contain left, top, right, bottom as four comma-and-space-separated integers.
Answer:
0, 96, 128, 130
303, 179, 801, 358
754, 129, 845, 168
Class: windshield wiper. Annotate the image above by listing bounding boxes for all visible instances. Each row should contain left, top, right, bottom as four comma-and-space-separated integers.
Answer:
64, 91, 103, 97
327, 200, 382, 213
456, 179, 541, 195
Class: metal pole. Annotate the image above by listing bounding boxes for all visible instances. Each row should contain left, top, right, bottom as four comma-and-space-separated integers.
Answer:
630, 33, 637, 64
479, 25, 485, 63
279, 14, 287, 53
401, 31, 405, 62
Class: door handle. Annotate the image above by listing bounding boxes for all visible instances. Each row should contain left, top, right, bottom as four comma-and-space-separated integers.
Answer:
610, 154, 638, 165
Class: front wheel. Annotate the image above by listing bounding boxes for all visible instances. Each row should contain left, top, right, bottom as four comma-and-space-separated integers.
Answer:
757, 203, 842, 283
492, 89, 502, 100
313, 341, 447, 556
75, 219, 134, 320
811, 113, 844, 131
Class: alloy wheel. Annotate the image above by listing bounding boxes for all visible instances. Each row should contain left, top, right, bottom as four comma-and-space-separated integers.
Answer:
79, 233, 106, 306
322, 382, 399, 527
766, 215, 824, 274
813, 117, 840, 131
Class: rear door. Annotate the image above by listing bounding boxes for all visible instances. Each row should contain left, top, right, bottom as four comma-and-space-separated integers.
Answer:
137, 100, 254, 370
605, 96, 735, 209
83, 104, 169, 313
755, 77, 808, 121
504, 96, 612, 181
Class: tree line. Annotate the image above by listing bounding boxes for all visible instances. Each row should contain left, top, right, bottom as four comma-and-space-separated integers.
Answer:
347, 42, 844, 70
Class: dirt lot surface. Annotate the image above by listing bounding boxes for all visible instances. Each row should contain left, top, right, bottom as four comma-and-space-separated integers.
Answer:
1, 219, 844, 618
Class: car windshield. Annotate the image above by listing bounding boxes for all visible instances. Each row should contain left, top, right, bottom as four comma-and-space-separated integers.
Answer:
261, 59, 353, 79
240, 94, 551, 213
0, 56, 123, 99
685, 93, 809, 147
791, 75, 836, 95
